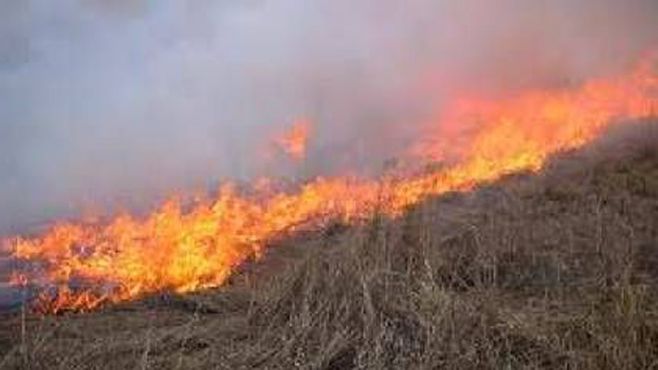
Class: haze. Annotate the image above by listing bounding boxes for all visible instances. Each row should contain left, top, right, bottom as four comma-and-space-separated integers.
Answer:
1, 0, 657, 234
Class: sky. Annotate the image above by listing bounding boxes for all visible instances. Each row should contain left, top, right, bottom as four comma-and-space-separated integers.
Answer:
1, 0, 657, 234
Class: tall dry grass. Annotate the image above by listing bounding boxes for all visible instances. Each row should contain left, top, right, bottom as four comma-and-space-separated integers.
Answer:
1, 120, 657, 369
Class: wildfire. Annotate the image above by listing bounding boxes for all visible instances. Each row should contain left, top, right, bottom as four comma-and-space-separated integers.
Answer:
6, 54, 658, 313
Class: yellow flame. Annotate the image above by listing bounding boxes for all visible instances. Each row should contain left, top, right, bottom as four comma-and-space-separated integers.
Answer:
8, 54, 658, 313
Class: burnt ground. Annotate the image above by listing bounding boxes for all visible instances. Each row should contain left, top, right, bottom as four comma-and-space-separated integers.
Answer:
0, 120, 657, 369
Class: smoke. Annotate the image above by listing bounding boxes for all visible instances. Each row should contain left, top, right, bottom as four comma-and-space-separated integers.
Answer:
1, 0, 657, 233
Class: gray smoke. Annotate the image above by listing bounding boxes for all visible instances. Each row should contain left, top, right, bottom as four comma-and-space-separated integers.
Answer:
1, 0, 657, 234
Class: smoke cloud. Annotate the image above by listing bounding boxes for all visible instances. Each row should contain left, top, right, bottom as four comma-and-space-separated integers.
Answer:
1, 0, 657, 233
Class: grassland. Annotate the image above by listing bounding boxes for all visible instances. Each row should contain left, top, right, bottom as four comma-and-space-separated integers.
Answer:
1, 120, 657, 369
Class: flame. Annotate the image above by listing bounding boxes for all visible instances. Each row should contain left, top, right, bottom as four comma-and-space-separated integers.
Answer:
6, 54, 658, 313
275, 118, 311, 161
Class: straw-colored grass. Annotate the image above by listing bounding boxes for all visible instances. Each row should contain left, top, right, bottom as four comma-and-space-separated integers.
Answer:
1, 120, 657, 369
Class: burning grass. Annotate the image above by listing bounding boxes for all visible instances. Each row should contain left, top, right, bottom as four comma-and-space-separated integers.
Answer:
5, 54, 658, 314
1, 120, 657, 369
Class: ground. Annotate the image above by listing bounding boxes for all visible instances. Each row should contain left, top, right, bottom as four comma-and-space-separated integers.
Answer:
1, 121, 657, 369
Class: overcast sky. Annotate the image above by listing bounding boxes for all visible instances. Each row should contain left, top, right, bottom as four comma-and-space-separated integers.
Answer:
1, 0, 657, 234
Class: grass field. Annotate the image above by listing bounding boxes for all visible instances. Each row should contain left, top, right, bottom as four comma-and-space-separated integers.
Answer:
1, 120, 657, 369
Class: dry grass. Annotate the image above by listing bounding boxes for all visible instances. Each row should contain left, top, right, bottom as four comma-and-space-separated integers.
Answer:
1, 120, 657, 369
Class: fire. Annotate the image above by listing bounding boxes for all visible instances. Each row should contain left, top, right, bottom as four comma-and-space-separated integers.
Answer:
6, 54, 658, 313
275, 118, 311, 161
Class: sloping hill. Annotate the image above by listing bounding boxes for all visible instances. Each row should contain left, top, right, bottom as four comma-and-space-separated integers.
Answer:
1, 121, 657, 369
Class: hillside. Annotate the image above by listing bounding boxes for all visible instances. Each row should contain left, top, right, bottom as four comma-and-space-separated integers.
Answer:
1, 120, 657, 369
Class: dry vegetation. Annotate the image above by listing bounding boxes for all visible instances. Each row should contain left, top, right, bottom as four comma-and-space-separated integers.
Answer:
1, 120, 657, 369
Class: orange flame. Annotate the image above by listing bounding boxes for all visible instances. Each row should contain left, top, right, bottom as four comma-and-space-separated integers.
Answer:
6, 54, 658, 313
275, 118, 311, 161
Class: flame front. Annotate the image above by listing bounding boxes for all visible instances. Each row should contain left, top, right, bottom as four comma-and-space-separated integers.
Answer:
7, 55, 658, 313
